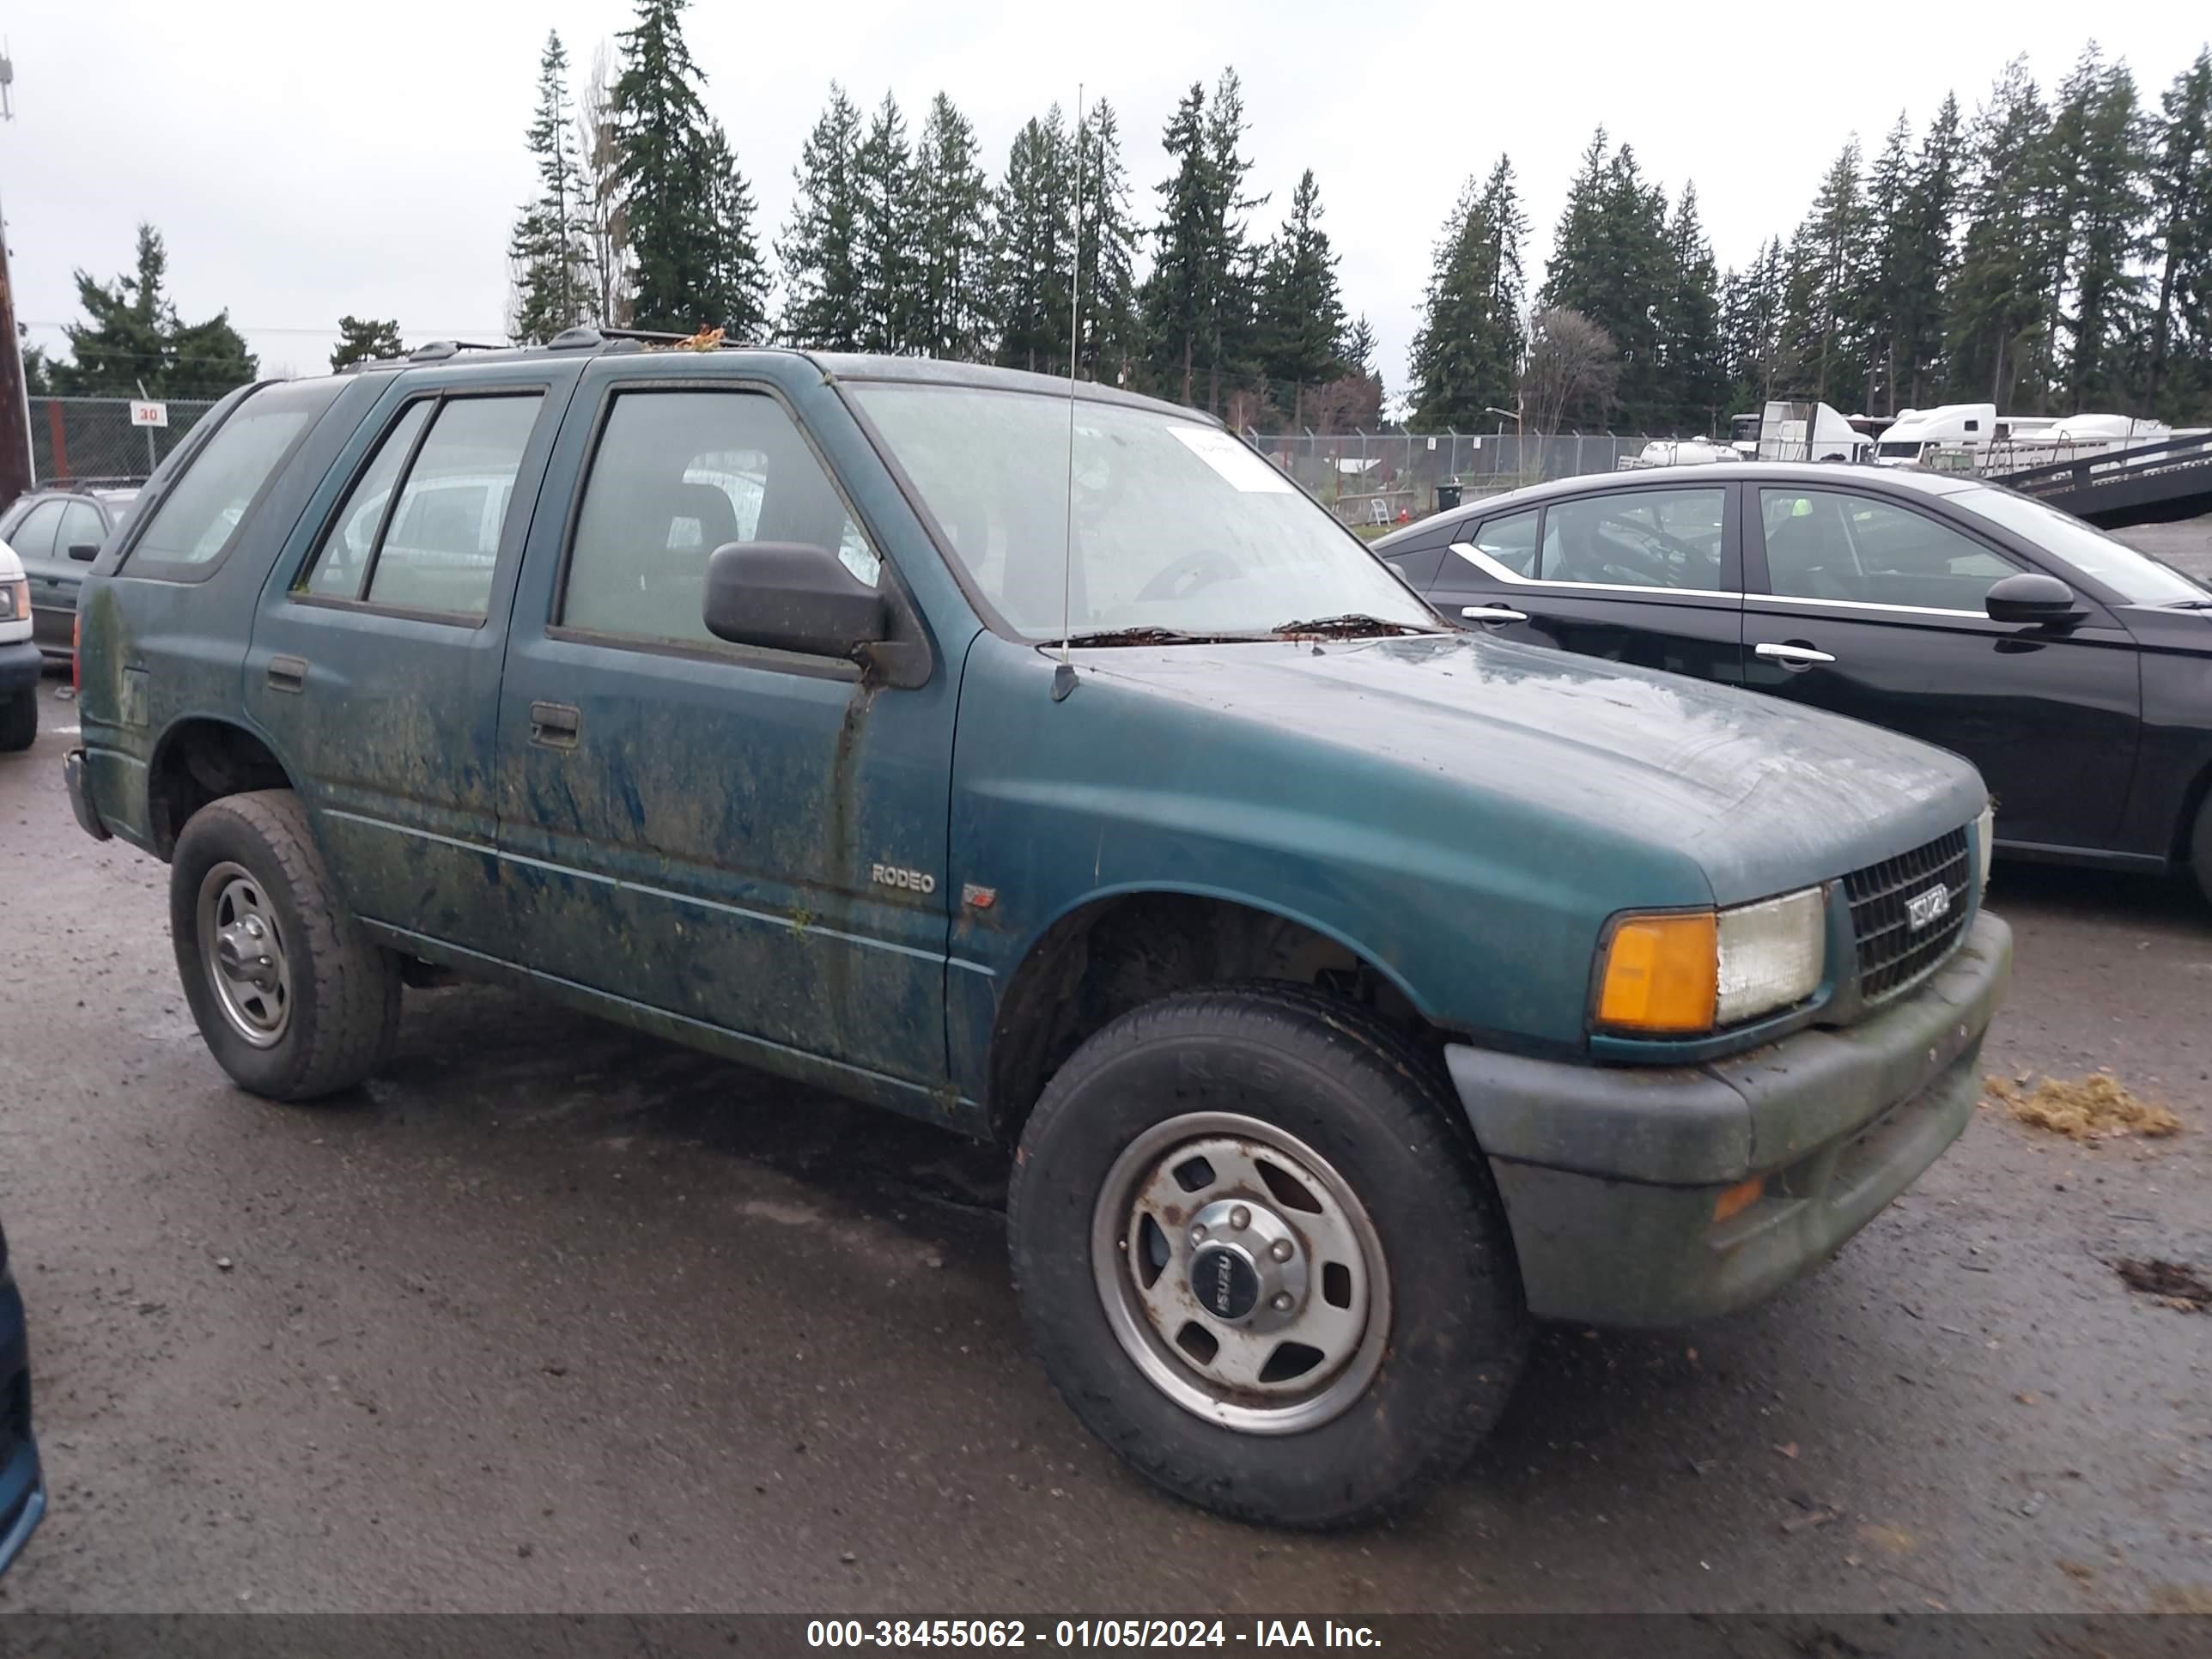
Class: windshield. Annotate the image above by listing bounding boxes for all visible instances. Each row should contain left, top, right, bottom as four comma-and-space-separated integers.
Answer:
850, 382, 1437, 639
1950, 485, 2209, 606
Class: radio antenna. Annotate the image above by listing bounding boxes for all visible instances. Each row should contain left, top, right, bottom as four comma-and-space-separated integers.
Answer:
1053, 83, 1085, 699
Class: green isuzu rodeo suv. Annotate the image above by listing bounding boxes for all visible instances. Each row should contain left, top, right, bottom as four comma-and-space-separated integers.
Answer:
64, 340, 2011, 1528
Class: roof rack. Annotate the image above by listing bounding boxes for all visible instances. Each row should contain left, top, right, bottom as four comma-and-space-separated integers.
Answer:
545, 325, 742, 350
31, 475, 147, 494
406, 339, 507, 362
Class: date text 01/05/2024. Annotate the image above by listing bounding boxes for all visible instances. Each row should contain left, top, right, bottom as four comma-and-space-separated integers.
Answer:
805, 1621, 1382, 1650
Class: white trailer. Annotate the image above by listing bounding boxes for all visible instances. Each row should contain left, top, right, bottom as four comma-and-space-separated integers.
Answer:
1872, 403, 2172, 470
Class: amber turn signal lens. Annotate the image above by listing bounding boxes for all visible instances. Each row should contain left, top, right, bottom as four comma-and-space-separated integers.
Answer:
1596, 911, 1719, 1034
1712, 1176, 1765, 1224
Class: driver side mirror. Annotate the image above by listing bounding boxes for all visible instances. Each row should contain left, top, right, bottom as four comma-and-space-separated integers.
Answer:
702, 541, 885, 659
1984, 571, 2084, 627
67, 544, 100, 562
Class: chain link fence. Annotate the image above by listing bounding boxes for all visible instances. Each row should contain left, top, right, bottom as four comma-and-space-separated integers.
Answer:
29, 397, 220, 487
21, 397, 1650, 530
1249, 431, 1652, 526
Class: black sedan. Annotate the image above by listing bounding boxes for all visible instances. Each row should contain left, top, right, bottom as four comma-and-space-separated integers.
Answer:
1374, 464, 2212, 902
0, 485, 139, 663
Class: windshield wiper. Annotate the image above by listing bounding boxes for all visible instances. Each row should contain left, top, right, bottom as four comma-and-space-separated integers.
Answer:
2163, 598, 2212, 610
1270, 613, 1437, 639
1060, 626, 1222, 647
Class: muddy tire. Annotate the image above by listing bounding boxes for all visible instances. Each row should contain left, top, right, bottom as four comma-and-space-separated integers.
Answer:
170, 789, 401, 1101
1008, 983, 1528, 1529
0, 688, 33, 753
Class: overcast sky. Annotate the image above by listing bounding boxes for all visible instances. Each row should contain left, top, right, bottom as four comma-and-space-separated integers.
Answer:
5, 1, 2207, 409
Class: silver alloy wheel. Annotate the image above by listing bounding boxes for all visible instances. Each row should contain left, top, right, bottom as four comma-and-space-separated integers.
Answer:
1091, 1111, 1390, 1435
198, 861, 292, 1048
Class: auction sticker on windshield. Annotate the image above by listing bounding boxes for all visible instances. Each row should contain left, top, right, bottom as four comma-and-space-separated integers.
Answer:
1169, 424, 1294, 493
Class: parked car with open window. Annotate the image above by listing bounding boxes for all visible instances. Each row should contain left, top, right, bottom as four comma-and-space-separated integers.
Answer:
65, 341, 2009, 1528
1376, 465, 2212, 905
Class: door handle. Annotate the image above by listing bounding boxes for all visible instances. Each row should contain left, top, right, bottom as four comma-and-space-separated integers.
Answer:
1462, 605, 1530, 624
1754, 641, 1836, 667
529, 701, 581, 748
266, 654, 307, 692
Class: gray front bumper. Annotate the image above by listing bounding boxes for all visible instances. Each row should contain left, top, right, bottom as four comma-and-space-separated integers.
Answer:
1445, 911, 2012, 1326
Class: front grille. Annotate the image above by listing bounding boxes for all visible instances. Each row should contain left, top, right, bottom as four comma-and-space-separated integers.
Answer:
1844, 827, 1972, 1002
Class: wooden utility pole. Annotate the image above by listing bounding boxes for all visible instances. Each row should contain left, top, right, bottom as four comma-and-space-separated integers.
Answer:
0, 186, 33, 514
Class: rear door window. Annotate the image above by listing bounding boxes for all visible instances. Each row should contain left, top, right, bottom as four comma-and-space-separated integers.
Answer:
297, 394, 542, 621
1538, 488, 1727, 589
123, 380, 342, 573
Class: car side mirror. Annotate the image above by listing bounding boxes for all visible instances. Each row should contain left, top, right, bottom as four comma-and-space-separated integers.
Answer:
702, 541, 885, 659
67, 544, 100, 562
1984, 571, 2084, 627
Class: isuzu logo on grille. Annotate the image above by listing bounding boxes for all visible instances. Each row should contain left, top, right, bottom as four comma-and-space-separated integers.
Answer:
1905, 884, 1951, 931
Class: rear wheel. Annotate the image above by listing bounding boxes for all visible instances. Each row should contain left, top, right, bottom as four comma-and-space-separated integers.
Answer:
0, 688, 34, 752
1008, 984, 1528, 1529
170, 790, 402, 1100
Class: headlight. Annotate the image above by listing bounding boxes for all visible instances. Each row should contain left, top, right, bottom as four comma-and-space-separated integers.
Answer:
1596, 887, 1826, 1036
1975, 804, 1995, 892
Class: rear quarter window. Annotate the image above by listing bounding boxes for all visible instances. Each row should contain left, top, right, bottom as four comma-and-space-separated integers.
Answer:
120, 379, 344, 578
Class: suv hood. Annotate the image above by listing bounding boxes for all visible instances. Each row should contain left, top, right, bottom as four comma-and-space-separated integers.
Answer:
1076, 632, 1986, 905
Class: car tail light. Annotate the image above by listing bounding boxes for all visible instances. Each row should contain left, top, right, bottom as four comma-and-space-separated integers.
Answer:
72, 611, 82, 693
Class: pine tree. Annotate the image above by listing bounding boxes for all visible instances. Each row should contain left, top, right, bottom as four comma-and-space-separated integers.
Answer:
52, 224, 257, 398
1720, 236, 1788, 412
331, 316, 404, 370
1859, 113, 1915, 414
611, 0, 764, 335
1540, 135, 1668, 428
1200, 70, 1266, 416
1893, 94, 1965, 408
1140, 70, 1266, 413
697, 120, 771, 341
779, 84, 868, 349
1253, 170, 1347, 426
1407, 155, 1525, 428
2051, 51, 2150, 407
854, 93, 915, 352
994, 106, 1073, 373
508, 31, 592, 344
1341, 314, 1378, 383
1073, 100, 1143, 385
1660, 183, 1726, 432
1778, 141, 1871, 410
1142, 82, 1210, 403
2146, 47, 2212, 415
1946, 59, 2052, 404
908, 93, 994, 362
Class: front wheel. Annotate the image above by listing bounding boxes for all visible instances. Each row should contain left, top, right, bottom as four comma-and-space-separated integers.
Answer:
1008, 985, 1528, 1528
170, 790, 402, 1100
